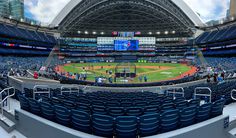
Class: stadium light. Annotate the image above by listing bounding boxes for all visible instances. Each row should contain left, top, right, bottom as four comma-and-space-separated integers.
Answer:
148, 32, 152, 35
9, 16, 12, 19
92, 31, 97, 35
231, 17, 235, 21
156, 32, 160, 35
172, 31, 176, 34
100, 32, 104, 35
164, 31, 169, 35
78, 31, 81, 34
85, 31, 89, 34
220, 20, 224, 24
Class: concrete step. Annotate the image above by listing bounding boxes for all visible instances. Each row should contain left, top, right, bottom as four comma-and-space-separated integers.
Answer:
229, 128, 236, 138
0, 116, 16, 133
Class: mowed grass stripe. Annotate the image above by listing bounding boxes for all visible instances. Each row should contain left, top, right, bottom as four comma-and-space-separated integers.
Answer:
62, 63, 191, 83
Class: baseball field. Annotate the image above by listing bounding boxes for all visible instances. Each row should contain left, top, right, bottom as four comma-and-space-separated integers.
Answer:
58, 63, 197, 83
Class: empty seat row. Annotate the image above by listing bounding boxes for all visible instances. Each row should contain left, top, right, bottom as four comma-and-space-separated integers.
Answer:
18, 95, 225, 137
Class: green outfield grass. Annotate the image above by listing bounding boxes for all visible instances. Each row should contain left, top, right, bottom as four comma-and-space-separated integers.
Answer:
62, 63, 191, 83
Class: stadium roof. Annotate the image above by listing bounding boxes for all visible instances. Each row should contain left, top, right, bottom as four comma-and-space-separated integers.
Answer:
52, 0, 204, 37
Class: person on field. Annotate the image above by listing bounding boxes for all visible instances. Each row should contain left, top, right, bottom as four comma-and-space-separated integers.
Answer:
144, 75, 148, 82
139, 75, 143, 82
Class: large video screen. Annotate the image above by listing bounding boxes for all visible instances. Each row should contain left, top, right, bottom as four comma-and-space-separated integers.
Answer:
114, 40, 139, 51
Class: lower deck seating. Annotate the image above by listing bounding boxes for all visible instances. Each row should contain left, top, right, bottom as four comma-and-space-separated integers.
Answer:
18, 90, 226, 137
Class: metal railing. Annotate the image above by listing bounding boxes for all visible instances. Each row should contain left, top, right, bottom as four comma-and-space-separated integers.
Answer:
194, 87, 212, 103
166, 87, 185, 98
231, 89, 236, 101
0, 87, 15, 120
33, 85, 50, 100
61, 85, 80, 95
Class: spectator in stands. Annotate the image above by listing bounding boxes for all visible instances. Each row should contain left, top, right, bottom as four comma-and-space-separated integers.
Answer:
33, 71, 39, 79
8, 68, 14, 76
213, 73, 218, 83
207, 74, 211, 83
221, 72, 225, 80
217, 75, 224, 84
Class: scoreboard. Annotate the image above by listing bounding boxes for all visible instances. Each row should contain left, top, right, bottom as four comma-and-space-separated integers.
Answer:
114, 40, 139, 51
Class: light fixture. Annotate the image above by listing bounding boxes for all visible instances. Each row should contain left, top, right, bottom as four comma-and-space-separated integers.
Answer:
148, 32, 152, 35
164, 31, 169, 35
156, 32, 160, 35
78, 31, 81, 34
84, 31, 88, 34
231, 17, 235, 21
92, 31, 97, 35
172, 31, 176, 34
20, 18, 24, 22
100, 32, 104, 35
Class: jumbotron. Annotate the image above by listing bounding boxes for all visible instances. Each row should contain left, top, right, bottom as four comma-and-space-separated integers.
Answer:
0, 0, 236, 138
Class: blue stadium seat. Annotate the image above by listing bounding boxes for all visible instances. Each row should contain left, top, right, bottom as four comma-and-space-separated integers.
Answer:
139, 113, 160, 137
79, 98, 90, 105
18, 95, 30, 111
40, 101, 55, 120
126, 107, 143, 116
63, 100, 75, 110
51, 97, 62, 106
143, 105, 159, 113
174, 97, 185, 103
176, 100, 188, 110
92, 100, 105, 106
161, 109, 179, 132
76, 103, 91, 113
91, 105, 107, 115
149, 100, 161, 106
71, 110, 91, 133
67, 95, 78, 102
180, 106, 197, 127
196, 103, 212, 122
134, 101, 147, 107
57, 94, 66, 100
163, 98, 174, 104
92, 114, 114, 137
106, 101, 120, 107
28, 98, 41, 115
211, 99, 225, 117
115, 116, 138, 138
108, 107, 125, 117
161, 103, 175, 112
188, 99, 200, 107
54, 105, 71, 126
120, 101, 133, 107
41, 95, 51, 103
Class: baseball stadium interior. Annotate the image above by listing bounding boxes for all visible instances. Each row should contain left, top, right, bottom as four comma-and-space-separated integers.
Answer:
1, 0, 236, 138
